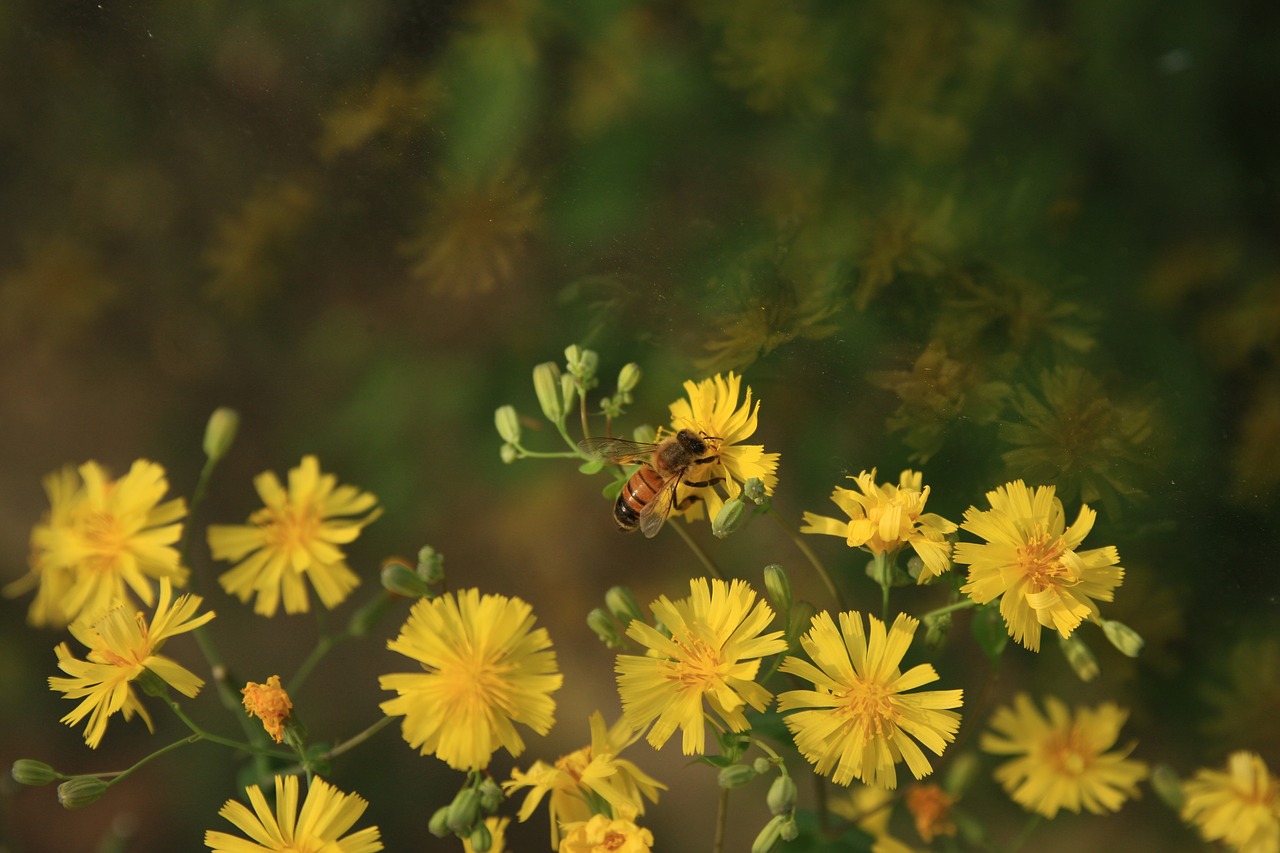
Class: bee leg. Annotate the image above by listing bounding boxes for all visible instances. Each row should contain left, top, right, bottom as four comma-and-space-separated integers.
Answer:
674, 494, 703, 511
682, 476, 725, 489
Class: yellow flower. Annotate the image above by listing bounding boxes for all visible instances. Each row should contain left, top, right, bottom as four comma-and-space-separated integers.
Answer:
778, 611, 962, 788
666, 372, 780, 526
952, 480, 1123, 652
241, 675, 293, 745
616, 578, 787, 755
380, 588, 563, 771
205, 774, 383, 853
980, 693, 1148, 819
505, 711, 665, 849
7, 460, 187, 628
801, 469, 957, 582
48, 578, 215, 748
1182, 751, 1280, 853
463, 817, 509, 853
558, 813, 653, 853
208, 455, 381, 617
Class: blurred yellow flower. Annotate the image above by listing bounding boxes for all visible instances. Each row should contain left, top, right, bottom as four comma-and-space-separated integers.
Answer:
205, 774, 383, 853
241, 675, 292, 745
557, 812, 653, 853
801, 469, 957, 583
778, 611, 962, 788
981, 694, 1148, 819
380, 588, 562, 771
711, 0, 838, 117
208, 456, 381, 617
318, 70, 445, 161
7, 460, 187, 629
666, 372, 780, 526
505, 711, 665, 849
953, 481, 1123, 652
204, 179, 315, 313
1181, 751, 1279, 853
616, 578, 786, 755
49, 578, 214, 748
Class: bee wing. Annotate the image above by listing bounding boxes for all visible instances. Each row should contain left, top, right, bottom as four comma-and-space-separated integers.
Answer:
638, 474, 681, 538
577, 436, 658, 465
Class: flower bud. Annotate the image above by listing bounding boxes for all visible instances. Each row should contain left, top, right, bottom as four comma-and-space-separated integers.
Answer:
532, 362, 564, 423
448, 788, 483, 835
494, 405, 521, 445
467, 822, 493, 852
942, 750, 981, 796
717, 764, 757, 790
202, 407, 240, 463
381, 561, 432, 598
560, 373, 578, 414
712, 497, 747, 538
741, 477, 767, 505
616, 362, 641, 394
1099, 618, 1145, 658
11, 759, 58, 786
1150, 764, 1185, 810
564, 345, 599, 386
752, 757, 773, 775
58, 776, 108, 809
478, 777, 504, 813
763, 565, 792, 615
1059, 633, 1099, 682
604, 586, 644, 627
500, 443, 518, 464
924, 613, 952, 650
428, 806, 452, 838
417, 546, 445, 585
587, 608, 626, 649
752, 814, 787, 853
766, 774, 797, 815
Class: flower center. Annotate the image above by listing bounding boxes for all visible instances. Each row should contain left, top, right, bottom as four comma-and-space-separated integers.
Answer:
1045, 730, 1090, 777
253, 503, 321, 558
441, 650, 509, 714
555, 745, 592, 782
666, 636, 725, 691
81, 510, 127, 572
1015, 530, 1077, 590
841, 676, 899, 740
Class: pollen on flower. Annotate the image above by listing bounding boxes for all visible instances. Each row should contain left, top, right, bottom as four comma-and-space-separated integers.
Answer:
242, 675, 293, 744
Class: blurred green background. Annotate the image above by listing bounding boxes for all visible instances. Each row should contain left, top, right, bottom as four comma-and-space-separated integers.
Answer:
1, 0, 1278, 850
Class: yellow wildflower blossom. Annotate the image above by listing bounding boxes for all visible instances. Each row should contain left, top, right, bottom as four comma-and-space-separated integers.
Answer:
49, 578, 215, 748
981, 693, 1148, 819
801, 469, 957, 582
558, 812, 653, 853
380, 588, 562, 771
205, 774, 382, 853
778, 611, 962, 788
1182, 751, 1280, 853
208, 455, 381, 617
953, 480, 1123, 652
616, 578, 786, 755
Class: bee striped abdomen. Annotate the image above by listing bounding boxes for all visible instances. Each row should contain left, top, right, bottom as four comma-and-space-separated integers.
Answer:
614, 466, 666, 531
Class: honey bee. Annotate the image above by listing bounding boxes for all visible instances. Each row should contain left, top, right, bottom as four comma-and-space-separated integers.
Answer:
578, 429, 723, 538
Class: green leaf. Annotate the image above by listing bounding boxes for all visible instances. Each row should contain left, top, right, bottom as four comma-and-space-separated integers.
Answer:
578, 458, 605, 474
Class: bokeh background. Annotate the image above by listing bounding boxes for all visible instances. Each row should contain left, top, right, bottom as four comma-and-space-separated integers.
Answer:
1, 0, 1278, 850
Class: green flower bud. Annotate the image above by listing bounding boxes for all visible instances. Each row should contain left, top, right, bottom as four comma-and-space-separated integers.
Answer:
604, 586, 644, 627
763, 565, 792, 615
778, 815, 799, 841
616, 362, 642, 394
560, 373, 578, 414
58, 776, 108, 809
942, 750, 981, 796
587, 608, 626, 649
532, 362, 564, 423
564, 345, 599, 386
712, 497, 747, 538
1150, 764, 1185, 810
468, 822, 493, 852
347, 589, 395, 637
478, 777, 504, 813
741, 477, 767, 505
202, 407, 240, 463
11, 759, 58, 786
494, 405, 521, 445
500, 443, 519, 464
717, 764, 757, 790
751, 814, 787, 853
447, 788, 482, 835
428, 806, 452, 838
752, 757, 773, 775
381, 561, 432, 598
417, 546, 445, 585
1099, 618, 1145, 658
1059, 632, 1100, 682
766, 774, 797, 815
924, 613, 952, 650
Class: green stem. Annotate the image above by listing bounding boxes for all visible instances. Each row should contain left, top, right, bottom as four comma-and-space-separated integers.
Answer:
324, 716, 395, 761
515, 446, 582, 460
163, 695, 293, 759
919, 598, 978, 621
177, 455, 217, 568
1006, 814, 1042, 853
103, 735, 201, 786
712, 786, 729, 853
669, 520, 725, 580
289, 633, 338, 697
767, 508, 845, 611
872, 552, 891, 622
